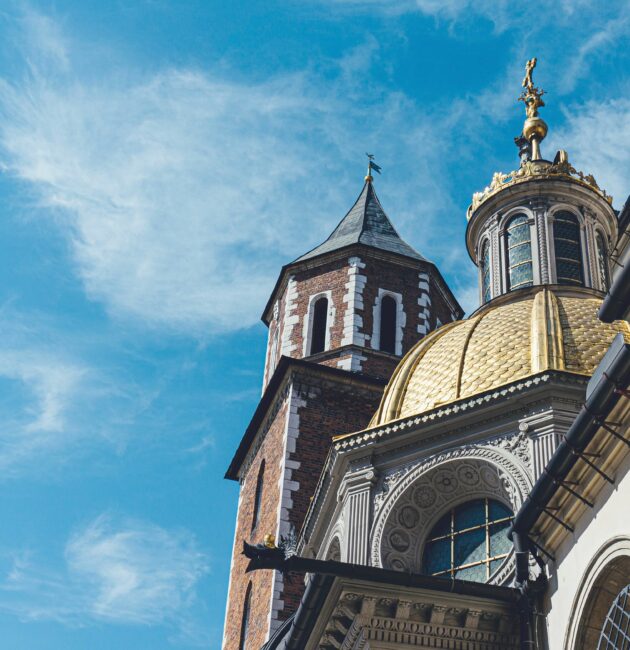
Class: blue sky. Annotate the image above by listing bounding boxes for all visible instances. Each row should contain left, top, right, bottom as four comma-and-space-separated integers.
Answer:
0, 1, 627, 648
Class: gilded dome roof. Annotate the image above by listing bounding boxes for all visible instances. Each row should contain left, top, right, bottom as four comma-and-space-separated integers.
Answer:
371, 287, 630, 427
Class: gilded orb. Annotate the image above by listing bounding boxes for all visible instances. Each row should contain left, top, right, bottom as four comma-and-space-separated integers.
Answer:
523, 116, 548, 142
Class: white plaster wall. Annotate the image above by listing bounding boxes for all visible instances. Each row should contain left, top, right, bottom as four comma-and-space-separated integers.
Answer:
545, 450, 630, 650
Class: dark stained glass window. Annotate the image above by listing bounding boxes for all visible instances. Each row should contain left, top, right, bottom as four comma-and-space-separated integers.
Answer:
481, 240, 491, 303
310, 297, 328, 354
380, 295, 397, 354
506, 214, 533, 290
422, 498, 514, 582
598, 584, 630, 650
596, 233, 610, 291
554, 211, 583, 286
251, 460, 265, 532
239, 583, 252, 650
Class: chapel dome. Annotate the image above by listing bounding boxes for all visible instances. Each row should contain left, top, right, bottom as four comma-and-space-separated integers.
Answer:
371, 286, 630, 427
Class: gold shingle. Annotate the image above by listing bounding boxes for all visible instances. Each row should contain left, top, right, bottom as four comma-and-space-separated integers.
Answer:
372, 288, 630, 426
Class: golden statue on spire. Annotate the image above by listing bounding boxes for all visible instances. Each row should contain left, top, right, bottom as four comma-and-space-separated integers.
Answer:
518, 57, 547, 160
519, 57, 546, 119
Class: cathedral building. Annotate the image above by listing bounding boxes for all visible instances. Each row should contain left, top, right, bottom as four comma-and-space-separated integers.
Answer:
222, 60, 630, 650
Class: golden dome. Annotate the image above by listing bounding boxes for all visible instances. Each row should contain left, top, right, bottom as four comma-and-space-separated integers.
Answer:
371, 287, 630, 427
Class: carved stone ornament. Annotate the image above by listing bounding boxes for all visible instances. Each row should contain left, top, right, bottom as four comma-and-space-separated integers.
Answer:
370, 435, 533, 576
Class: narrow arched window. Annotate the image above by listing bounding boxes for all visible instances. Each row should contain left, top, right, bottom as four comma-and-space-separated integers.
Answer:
380, 295, 397, 354
239, 582, 252, 650
596, 233, 610, 291
506, 214, 533, 290
251, 460, 265, 532
554, 211, 583, 286
422, 498, 514, 582
310, 297, 328, 355
480, 240, 491, 303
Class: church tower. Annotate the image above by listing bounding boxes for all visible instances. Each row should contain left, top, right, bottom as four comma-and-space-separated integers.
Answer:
222, 169, 462, 649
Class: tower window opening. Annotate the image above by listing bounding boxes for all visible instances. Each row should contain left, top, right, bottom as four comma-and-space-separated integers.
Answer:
239, 582, 252, 650
422, 498, 514, 582
506, 214, 533, 290
596, 233, 610, 292
480, 240, 491, 303
310, 297, 328, 355
379, 295, 397, 354
553, 211, 584, 286
251, 460, 265, 532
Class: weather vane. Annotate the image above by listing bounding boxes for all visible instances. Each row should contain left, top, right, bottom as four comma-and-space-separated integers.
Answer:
365, 153, 382, 182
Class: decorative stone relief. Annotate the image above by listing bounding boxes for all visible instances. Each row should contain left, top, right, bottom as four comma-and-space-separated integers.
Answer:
370, 435, 533, 575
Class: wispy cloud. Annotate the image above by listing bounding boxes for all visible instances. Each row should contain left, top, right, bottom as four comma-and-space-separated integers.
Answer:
0, 12, 482, 335
0, 514, 210, 643
549, 97, 630, 207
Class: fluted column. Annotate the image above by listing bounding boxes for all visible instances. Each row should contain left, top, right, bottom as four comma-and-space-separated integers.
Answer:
339, 464, 377, 565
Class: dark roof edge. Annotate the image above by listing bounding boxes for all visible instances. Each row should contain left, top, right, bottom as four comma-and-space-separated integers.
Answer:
599, 242, 630, 322
224, 357, 386, 481
509, 333, 630, 541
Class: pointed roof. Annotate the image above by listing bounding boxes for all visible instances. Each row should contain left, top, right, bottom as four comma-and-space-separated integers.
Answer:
295, 180, 428, 263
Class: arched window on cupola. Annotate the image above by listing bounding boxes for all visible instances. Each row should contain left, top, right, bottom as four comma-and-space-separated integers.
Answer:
379, 295, 397, 354
310, 297, 328, 355
553, 211, 584, 286
506, 214, 533, 290
596, 232, 610, 292
251, 460, 265, 532
239, 582, 252, 650
480, 240, 491, 303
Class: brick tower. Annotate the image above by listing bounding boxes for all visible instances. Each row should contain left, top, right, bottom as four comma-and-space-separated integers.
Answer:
222, 173, 462, 649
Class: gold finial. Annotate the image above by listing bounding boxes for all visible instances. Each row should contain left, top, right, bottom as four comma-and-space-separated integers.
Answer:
518, 57, 547, 160
263, 534, 276, 549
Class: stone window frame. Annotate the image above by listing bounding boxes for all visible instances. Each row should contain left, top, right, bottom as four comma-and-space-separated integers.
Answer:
303, 290, 334, 356
371, 288, 405, 356
499, 208, 537, 291
478, 236, 493, 304
546, 204, 588, 287
594, 228, 611, 293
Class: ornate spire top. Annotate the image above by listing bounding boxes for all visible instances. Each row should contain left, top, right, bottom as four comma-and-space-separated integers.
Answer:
365, 153, 381, 182
518, 57, 548, 160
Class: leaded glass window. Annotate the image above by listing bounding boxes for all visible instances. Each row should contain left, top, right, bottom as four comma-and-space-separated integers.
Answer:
596, 233, 610, 291
597, 584, 630, 649
481, 240, 491, 303
422, 498, 514, 582
506, 214, 533, 290
553, 211, 583, 286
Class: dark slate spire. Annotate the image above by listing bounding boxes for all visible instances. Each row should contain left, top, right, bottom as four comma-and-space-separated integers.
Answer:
295, 180, 427, 263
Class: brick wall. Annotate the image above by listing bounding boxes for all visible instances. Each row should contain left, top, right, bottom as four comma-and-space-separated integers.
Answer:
222, 370, 384, 649
263, 250, 459, 385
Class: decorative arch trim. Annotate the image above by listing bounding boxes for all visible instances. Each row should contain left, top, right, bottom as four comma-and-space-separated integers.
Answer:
564, 536, 630, 650
370, 439, 533, 569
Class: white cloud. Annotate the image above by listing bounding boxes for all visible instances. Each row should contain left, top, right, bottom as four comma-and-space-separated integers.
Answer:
0, 514, 209, 639
549, 98, 630, 208
0, 20, 471, 335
